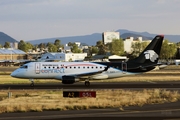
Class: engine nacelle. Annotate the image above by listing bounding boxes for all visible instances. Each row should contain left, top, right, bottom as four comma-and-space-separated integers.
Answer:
62, 76, 79, 84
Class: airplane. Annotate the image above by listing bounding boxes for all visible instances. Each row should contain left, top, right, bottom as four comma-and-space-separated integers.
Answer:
11, 35, 164, 87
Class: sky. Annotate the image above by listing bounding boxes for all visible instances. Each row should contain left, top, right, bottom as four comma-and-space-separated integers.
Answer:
0, 0, 180, 41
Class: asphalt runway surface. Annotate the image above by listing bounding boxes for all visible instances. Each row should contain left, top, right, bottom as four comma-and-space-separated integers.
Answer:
1, 81, 180, 119
1, 81, 180, 90
0, 101, 180, 120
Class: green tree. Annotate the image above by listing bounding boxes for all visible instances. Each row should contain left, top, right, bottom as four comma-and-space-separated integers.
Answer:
68, 42, 73, 46
0, 44, 2, 48
18, 40, 29, 52
71, 43, 81, 53
47, 43, 57, 52
46, 42, 51, 48
87, 46, 98, 56
160, 39, 177, 60
131, 41, 148, 58
91, 46, 98, 54
54, 39, 63, 52
96, 40, 107, 55
141, 41, 149, 51
38, 43, 46, 50
4, 42, 10, 48
108, 39, 124, 55
26, 42, 34, 52
33, 44, 38, 51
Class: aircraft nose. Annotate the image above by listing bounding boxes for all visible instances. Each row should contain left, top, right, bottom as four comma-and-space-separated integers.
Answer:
11, 71, 17, 77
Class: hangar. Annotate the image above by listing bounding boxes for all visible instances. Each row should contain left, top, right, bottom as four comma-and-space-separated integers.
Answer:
0, 48, 27, 66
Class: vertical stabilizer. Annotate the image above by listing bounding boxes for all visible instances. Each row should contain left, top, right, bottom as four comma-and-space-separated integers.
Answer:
128, 35, 164, 64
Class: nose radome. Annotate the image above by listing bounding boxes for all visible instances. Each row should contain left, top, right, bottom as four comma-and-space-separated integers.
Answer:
10, 72, 16, 77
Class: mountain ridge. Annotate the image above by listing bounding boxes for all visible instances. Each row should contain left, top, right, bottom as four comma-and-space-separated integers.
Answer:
0, 32, 18, 46
27, 29, 180, 45
0, 29, 180, 46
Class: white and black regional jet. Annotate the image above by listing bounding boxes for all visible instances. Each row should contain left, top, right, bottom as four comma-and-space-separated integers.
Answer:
11, 35, 164, 87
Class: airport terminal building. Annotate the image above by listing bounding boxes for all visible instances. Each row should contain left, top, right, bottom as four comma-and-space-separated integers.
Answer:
40, 52, 87, 62
0, 48, 27, 66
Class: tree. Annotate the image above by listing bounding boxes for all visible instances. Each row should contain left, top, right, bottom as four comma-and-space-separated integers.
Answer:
91, 46, 98, 54
96, 40, 107, 55
68, 42, 73, 46
26, 42, 34, 52
87, 46, 98, 56
71, 43, 81, 53
108, 39, 124, 55
47, 43, 57, 52
54, 39, 63, 52
18, 40, 28, 52
33, 44, 38, 51
38, 43, 46, 50
130, 41, 148, 58
160, 39, 177, 60
4, 42, 10, 48
0, 44, 2, 48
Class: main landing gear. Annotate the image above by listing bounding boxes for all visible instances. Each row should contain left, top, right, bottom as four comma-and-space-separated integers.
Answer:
29, 79, 34, 87
85, 80, 90, 87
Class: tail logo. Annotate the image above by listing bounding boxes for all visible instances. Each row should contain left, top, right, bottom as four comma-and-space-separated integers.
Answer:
144, 50, 158, 62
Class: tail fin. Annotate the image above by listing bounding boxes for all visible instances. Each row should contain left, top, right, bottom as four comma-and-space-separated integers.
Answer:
128, 35, 164, 64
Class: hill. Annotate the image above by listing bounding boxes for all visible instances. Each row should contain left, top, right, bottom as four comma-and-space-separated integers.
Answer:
0, 32, 18, 46
27, 29, 180, 45
1, 29, 180, 46
116, 29, 180, 43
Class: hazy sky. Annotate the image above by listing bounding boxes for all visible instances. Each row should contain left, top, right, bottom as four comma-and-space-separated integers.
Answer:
0, 0, 180, 41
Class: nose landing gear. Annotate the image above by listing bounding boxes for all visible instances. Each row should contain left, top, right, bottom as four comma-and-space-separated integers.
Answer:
29, 79, 34, 87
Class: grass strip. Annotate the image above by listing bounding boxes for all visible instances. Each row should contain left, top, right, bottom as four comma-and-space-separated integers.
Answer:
0, 89, 179, 113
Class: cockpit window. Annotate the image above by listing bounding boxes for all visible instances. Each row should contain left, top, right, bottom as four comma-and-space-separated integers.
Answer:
20, 65, 28, 69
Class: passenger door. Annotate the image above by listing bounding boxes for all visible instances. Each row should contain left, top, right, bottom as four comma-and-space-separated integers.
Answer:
35, 63, 40, 74
122, 62, 127, 74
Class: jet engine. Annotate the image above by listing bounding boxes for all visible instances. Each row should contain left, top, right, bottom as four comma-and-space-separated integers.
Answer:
62, 76, 79, 84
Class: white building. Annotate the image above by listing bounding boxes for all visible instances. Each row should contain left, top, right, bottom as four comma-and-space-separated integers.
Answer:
123, 37, 151, 53
40, 53, 87, 62
75, 42, 81, 47
102, 32, 120, 44
63, 44, 71, 53
123, 37, 134, 53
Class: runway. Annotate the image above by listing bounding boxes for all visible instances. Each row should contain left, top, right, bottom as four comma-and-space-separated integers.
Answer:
1, 81, 180, 90
0, 101, 180, 120
1, 82, 180, 119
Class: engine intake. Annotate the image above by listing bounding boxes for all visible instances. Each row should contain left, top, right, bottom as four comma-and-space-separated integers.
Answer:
62, 76, 79, 84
